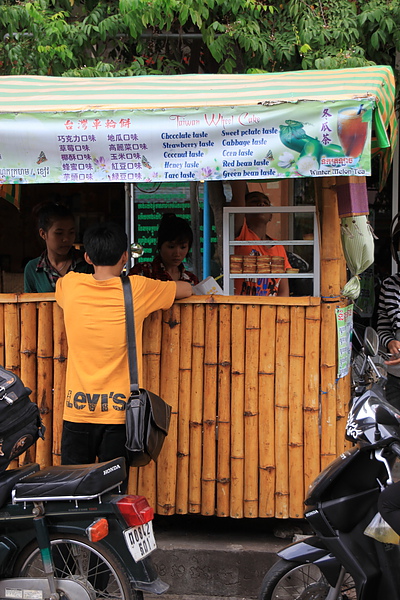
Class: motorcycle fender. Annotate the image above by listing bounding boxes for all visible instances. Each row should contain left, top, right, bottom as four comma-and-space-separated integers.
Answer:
0, 536, 18, 572
278, 537, 341, 588
278, 537, 329, 562
50, 522, 169, 595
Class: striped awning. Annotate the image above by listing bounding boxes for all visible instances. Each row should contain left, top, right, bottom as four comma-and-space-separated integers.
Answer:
0, 66, 394, 113
0, 66, 397, 185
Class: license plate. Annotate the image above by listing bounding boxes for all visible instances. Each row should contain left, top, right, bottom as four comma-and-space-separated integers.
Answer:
123, 521, 157, 562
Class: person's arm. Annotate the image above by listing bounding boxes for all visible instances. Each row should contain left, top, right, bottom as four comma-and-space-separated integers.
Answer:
175, 281, 193, 299
377, 277, 400, 364
277, 278, 289, 297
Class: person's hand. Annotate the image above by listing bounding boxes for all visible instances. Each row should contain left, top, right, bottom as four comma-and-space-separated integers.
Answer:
175, 281, 193, 299
385, 340, 400, 365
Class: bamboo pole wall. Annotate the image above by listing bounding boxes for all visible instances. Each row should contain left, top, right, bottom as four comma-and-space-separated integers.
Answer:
0, 293, 352, 518
216, 304, 231, 517
317, 177, 350, 470
259, 305, 277, 517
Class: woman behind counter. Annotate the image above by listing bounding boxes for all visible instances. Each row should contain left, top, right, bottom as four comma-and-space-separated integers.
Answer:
129, 213, 199, 284
24, 201, 92, 293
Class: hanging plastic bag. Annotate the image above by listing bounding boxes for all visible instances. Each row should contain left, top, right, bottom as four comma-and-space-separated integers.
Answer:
364, 512, 400, 544
340, 215, 375, 300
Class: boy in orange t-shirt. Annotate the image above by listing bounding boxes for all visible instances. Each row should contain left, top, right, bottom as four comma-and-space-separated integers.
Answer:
55, 221, 192, 465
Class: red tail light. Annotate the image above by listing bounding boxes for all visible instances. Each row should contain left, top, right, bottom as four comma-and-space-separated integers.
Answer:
116, 495, 154, 527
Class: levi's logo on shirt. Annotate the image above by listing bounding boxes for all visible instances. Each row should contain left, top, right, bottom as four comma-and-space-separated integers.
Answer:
66, 390, 126, 411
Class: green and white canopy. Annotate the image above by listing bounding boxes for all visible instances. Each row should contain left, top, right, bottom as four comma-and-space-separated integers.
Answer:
0, 66, 396, 185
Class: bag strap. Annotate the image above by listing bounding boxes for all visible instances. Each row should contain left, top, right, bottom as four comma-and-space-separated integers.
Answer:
121, 275, 140, 396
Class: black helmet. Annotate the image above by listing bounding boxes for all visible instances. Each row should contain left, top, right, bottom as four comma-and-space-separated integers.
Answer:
390, 212, 400, 265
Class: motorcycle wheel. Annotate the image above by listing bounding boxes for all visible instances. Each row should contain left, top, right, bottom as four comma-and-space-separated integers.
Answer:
259, 559, 357, 600
14, 534, 144, 600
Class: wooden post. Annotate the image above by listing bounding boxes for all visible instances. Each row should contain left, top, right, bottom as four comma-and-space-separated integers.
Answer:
318, 177, 342, 468
303, 304, 322, 491
4, 303, 20, 375
288, 306, 305, 518
176, 303, 193, 514
189, 303, 205, 513
244, 304, 260, 518
35, 301, 53, 468
216, 304, 231, 517
136, 310, 163, 505
157, 305, 181, 515
201, 304, 218, 515
4, 302, 20, 470
259, 304, 276, 517
20, 302, 37, 465
0, 303, 4, 367
274, 305, 290, 518
52, 302, 67, 466
20, 302, 37, 396
230, 304, 245, 518
337, 371, 351, 452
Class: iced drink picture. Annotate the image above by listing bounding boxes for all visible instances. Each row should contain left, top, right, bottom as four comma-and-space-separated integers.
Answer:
337, 106, 368, 158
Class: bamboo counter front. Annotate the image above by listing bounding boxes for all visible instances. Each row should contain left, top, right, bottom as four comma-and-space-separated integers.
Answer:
0, 292, 351, 519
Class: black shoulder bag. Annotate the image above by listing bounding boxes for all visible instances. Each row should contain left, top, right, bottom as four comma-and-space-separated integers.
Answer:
121, 275, 172, 467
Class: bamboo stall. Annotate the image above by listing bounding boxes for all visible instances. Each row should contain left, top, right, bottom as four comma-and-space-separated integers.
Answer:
0, 65, 396, 519
0, 172, 356, 518
0, 291, 349, 519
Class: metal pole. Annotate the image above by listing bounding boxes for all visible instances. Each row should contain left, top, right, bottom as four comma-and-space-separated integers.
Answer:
190, 182, 201, 279
202, 181, 210, 279
124, 183, 131, 271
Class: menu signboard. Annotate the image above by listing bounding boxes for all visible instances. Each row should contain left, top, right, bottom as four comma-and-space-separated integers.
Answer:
0, 100, 373, 185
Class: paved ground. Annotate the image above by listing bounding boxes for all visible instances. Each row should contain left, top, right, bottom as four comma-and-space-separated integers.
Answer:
142, 459, 400, 599
141, 515, 312, 600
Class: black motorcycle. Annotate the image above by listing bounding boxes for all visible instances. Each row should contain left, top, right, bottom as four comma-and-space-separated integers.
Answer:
0, 456, 168, 599
259, 326, 400, 600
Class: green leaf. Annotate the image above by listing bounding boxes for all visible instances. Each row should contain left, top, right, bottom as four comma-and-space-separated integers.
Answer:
370, 30, 379, 49
299, 43, 311, 54
180, 4, 189, 23
385, 18, 394, 33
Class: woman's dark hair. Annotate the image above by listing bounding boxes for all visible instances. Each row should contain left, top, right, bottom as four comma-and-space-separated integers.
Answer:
83, 221, 128, 266
157, 213, 193, 251
33, 201, 74, 232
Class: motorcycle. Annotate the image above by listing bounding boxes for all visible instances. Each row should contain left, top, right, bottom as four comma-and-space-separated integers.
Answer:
259, 326, 400, 600
0, 455, 168, 600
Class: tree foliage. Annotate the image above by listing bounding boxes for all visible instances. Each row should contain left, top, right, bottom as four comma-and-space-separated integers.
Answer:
0, 0, 399, 80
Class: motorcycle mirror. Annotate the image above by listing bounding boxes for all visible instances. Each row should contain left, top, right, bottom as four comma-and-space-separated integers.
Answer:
364, 327, 379, 357
375, 405, 399, 426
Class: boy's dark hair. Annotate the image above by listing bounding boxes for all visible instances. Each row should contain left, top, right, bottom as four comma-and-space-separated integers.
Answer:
157, 213, 193, 251
33, 201, 74, 232
83, 222, 128, 266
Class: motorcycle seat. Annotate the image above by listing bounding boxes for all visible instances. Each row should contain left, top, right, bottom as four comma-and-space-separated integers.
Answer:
12, 457, 127, 502
0, 463, 40, 507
